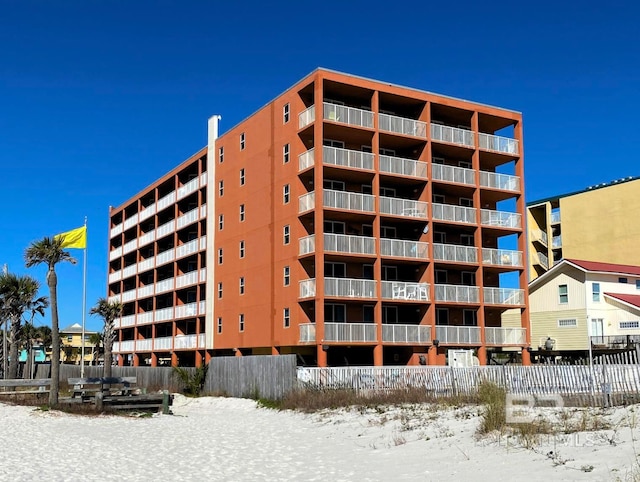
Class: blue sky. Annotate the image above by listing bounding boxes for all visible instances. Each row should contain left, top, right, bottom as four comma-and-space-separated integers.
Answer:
1, 1, 638, 331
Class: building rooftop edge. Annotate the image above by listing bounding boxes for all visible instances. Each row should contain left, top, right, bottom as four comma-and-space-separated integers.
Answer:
527, 176, 640, 206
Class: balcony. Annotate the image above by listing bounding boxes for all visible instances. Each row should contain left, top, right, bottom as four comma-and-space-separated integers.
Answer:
137, 312, 154, 325
157, 191, 176, 212
378, 113, 427, 138
323, 146, 374, 171
478, 133, 519, 155
483, 287, 525, 306
323, 189, 375, 213
154, 307, 174, 322
479, 171, 520, 192
431, 124, 474, 148
176, 270, 199, 289
109, 246, 122, 261
110, 223, 123, 238
299, 148, 314, 171
381, 281, 430, 301
482, 248, 523, 267
299, 192, 315, 213
485, 327, 526, 345
135, 339, 153, 352
435, 284, 480, 303
531, 229, 548, 246
175, 301, 202, 319
157, 219, 176, 239
324, 322, 377, 343
154, 336, 173, 350
380, 239, 428, 260
480, 209, 521, 229
325, 277, 376, 299
323, 102, 374, 129
175, 334, 198, 350
122, 264, 136, 279
177, 177, 200, 201
534, 251, 549, 270
432, 203, 476, 224
380, 197, 427, 219
299, 105, 315, 129
382, 324, 431, 344
433, 243, 478, 264
139, 203, 156, 222
552, 235, 562, 248
591, 335, 640, 350
108, 271, 122, 283
120, 315, 136, 328
137, 257, 154, 273
177, 207, 199, 229
121, 289, 137, 303
324, 233, 376, 256
116, 340, 135, 352
139, 230, 156, 248
435, 326, 481, 345
379, 155, 427, 179
137, 285, 154, 298
551, 211, 561, 224
432, 164, 475, 186
299, 279, 316, 298
123, 214, 139, 231
156, 249, 175, 266
299, 323, 316, 343
176, 238, 200, 259
155, 278, 175, 294
122, 239, 137, 255
299, 235, 315, 256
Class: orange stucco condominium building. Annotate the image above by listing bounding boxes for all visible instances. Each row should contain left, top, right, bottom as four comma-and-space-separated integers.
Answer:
107, 68, 530, 368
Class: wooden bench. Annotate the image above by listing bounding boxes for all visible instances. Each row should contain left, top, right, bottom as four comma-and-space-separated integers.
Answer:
68, 377, 137, 399
95, 391, 173, 414
0, 378, 52, 395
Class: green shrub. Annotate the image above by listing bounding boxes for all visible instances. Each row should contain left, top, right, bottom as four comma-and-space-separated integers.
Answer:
477, 381, 506, 434
173, 364, 208, 396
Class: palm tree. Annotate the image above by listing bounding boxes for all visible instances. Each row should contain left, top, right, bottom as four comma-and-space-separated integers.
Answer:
0, 273, 48, 378
25, 237, 76, 406
88, 332, 103, 365
89, 298, 123, 378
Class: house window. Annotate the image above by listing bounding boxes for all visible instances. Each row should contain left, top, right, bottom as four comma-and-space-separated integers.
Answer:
283, 225, 290, 245
67, 335, 73, 342
240, 168, 245, 186
436, 308, 449, 325
558, 284, 568, 303
239, 277, 245, 295
283, 266, 290, 286
283, 144, 290, 164
592, 283, 600, 302
283, 103, 290, 123
636, 280, 640, 290
463, 309, 477, 326
620, 277, 629, 284
218, 214, 224, 231
217, 317, 222, 334
239, 204, 245, 222
218, 147, 224, 163
218, 248, 223, 264
217, 282, 223, 299
239, 240, 245, 258
240, 133, 245, 150
558, 318, 577, 327
283, 308, 290, 328
283, 184, 290, 204
218, 180, 224, 197
239, 314, 245, 332
620, 321, 640, 329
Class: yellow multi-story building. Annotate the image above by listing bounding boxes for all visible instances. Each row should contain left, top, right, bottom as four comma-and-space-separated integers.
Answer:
528, 177, 640, 281
60, 323, 99, 364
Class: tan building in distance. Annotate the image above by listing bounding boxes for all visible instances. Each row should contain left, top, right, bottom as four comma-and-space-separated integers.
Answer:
108, 68, 530, 367
528, 177, 640, 281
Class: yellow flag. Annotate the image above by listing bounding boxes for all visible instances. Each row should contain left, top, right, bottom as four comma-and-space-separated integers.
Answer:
55, 226, 87, 249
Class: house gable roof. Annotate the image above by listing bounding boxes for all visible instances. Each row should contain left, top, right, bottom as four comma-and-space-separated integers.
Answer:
603, 293, 640, 311
530, 259, 640, 291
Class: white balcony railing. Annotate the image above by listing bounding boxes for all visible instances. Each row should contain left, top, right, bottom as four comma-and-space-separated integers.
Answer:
551, 211, 561, 224
478, 133, 519, 155
154, 307, 174, 322
176, 239, 199, 259
323, 189, 375, 213
531, 229, 548, 246
482, 248, 523, 267
155, 278, 175, 294
380, 197, 427, 218
174, 334, 197, 350
299, 279, 316, 298
379, 155, 427, 179
123, 214, 139, 231
110, 223, 123, 238
135, 339, 153, 352
199, 236, 207, 251
139, 203, 156, 222
299, 105, 315, 129
154, 336, 173, 351
299, 192, 315, 213
535, 251, 549, 270
433, 243, 478, 263
323, 102, 374, 128
121, 289, 137, 303
380, 239, 428, 260
139, 230, 156, 248
122, 264, 136, 279
109, 246, 122, 261
120, 315, 136, 327
156, 249, 175, 266
117, 340, 135, 352
325, 277, 376, 299
381, 281, 430, 301
299, 323, 316, 343
176, 271, 199, 289
122, 239, 137, 255
299, 235, 315, 256
157, 191, 176, 211
435, 326, 481, 345
435, 284, 480, 303
108, 294, 121, 304
137, 257, 154, 274
198, 333, 206, 348
200, 204, 207, 219
175, 302, 199, 319
432, 164, 475, 186
552, 235, 562, 248
177, 177, 200, 200
137, 312, 154, 325
323, 146, 374, 171
199, 268, 206, 282
108, 271, 122, 283
299, 148, 314, 171
324, 323, 377, 342
378, 113, 427, 138
485, 327, 526, 345
432, 203, 477, 224
479, 171, 520, 192
431, 124, 474, 147
382, 324, 431, 344
137, 285, 154, 298
156, 219, 176, 239
324, 233, 375, 256
480, 209, 522, 229
483, 287, 525, 306
177, 207, 199, 229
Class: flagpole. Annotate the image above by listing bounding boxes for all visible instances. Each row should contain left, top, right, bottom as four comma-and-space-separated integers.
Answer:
80, 217, 88, 378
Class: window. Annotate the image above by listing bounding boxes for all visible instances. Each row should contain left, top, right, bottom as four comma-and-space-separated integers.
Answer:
323, 179, 345, 191
363, 305, 374, 322
636, 280, 640, 290
283, 103, 290, 123
382, 265, 398, 281
325, 304, 346, 322
619, 277, 629, 284
432, 156, 445, 164
217, 282, 223, 299
239, 240, 245, 258
283, 308, 290, 328
380, 187, 396, 197
436, 308, 449, 325
217, 317, 222, 334
463, 309, 477, 326
592, 283, 600, 302
380, 225, 396, 238
433, 194, 445, 204
283, 225, 290, 245
218, 180, 224, 197
459, 198, 473, 207
218, 147, 224, 163
462, 271, 476, 286
283, 144, 290, 164
218, 248, 223, 264
239, 277, 245, 295
218, 214, 224, 230
324, 139, 344, 148
67, 335, 73, 342
380, 148, 396, 156
283, 184, 290, 204
458, 160, 472, 169
558, 318, 577, 327
383, 306, 398, 324
558, 284, 568, 303
435, 270, 448, 284
433, 231, 446, 244
324, 220, 345, 234
239, 204, 245, 222
362, 264, 374, 279
240, 133, 245, 150
461, 234, 474, 246
620, 321, 640, 329
325, 262, 346, 278
283, 266, 290, 286
239, 314, 245, 332
361, 184, 372, 194
240, 168, 245, 185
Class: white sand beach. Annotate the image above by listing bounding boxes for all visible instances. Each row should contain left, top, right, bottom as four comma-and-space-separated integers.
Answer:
2, 396, 639, 481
